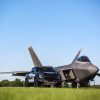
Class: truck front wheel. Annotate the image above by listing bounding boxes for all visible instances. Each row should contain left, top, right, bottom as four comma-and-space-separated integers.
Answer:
25, 79, 30, 87
34, 78, 41, 87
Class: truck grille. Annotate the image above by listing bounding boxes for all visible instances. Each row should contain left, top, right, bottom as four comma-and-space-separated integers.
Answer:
44, 76, 57, 81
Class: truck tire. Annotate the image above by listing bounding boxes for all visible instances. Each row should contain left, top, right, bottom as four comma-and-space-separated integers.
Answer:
55, 82, 62, 88
25, 79, 29, 87
34, 78, 40, 87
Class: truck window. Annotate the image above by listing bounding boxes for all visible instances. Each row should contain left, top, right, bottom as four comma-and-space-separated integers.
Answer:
37, 67, 55, 72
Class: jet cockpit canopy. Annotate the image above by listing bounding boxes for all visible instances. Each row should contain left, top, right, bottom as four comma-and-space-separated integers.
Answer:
77, 56, 91, 62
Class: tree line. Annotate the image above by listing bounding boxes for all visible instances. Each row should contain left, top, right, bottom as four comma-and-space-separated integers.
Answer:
0, 79, 100, 88
0, 79, 25, 87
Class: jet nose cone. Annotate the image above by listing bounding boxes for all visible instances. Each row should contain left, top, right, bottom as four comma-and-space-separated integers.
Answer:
88, 65, 99, 75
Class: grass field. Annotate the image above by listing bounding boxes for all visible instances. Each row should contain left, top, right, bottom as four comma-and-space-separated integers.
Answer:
0, 88, 100, 100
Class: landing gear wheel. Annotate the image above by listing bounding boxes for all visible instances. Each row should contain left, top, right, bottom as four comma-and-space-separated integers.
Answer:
72, 82, 77, 88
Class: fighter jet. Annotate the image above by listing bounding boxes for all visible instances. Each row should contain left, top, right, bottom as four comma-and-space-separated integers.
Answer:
55, 49, 100, 87
0, 47, 100, 87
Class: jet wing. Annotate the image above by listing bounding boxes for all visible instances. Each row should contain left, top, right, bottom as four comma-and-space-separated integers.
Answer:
0, 71, 30, 76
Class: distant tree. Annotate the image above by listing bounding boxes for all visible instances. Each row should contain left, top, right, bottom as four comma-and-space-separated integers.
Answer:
91, 85, 100, 88
0, 79, 24, 87
0, 80, 10, 87
13, 78, 23, 87
0, 81, 2, 87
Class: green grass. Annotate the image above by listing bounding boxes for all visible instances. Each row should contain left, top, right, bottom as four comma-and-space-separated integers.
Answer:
0, 88, 100, 100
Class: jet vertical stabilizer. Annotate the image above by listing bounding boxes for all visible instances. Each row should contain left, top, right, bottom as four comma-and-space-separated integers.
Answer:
28, 47, 43, 67
72, 49, 82, 64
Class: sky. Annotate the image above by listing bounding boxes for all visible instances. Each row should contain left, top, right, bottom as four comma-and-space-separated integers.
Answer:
0, 0, 100, 84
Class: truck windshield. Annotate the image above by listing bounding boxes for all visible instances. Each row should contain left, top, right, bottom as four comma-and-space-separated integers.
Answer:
37, 67, 55, 72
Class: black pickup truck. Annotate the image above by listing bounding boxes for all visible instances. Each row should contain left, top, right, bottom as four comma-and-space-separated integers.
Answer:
25, 66, 62, 87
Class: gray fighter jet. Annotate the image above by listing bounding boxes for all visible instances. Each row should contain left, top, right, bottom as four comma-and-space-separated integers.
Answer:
0, 47, 100, 87
54, 49, 100, 87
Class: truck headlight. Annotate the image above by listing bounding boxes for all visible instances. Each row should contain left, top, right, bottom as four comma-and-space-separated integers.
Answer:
29, 73, 35, 77
39, 74, 43, 78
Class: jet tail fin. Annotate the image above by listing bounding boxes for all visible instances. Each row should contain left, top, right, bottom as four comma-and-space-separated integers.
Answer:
72, 49, 82, 64
28, 47, 43, 67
